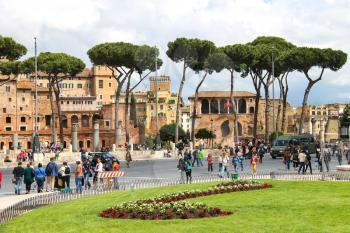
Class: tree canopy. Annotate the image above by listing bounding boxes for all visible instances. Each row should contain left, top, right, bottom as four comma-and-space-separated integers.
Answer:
160, 123, 186, 142
0, 35, 27, 61
195, 128, 215, 139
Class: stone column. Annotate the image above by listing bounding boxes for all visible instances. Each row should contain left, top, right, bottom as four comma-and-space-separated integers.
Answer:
71, 123, 78, 152
93, 121, 99, 152
311, 118, 317, 137
12, 134, 18, 151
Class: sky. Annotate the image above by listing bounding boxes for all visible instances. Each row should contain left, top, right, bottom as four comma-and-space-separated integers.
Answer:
1, 0, 349, 107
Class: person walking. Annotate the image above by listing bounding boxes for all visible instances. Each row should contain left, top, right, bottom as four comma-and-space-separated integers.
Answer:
238, 149, 244, 171
298, 150, 307, 174
197, 149, 204, 167
34, 163, 46, 193
283, 146, 292, 170
250, 152, 259, 175
94, 158, 104, 187
232, 154, 241, 174
111, 159, 120, 190
177, 156, 186, 184
218, 153, 223, 172
257, 144, 264, 163
58, 161, 71, 189
184, 159, 192, 184
191, 148, 197, 166
304, 150, 313, 174
12, 162, 24, 195
83, 159, 92, 189
45, 157, 58, 192
23, 163, 35, 194
75, 160, 83, 194
220, 152, 230, 178
207, 154, 213, 172
125, 149, 132, 168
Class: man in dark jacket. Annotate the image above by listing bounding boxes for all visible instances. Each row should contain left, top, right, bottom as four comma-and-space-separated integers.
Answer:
45, 157, 58, 192
12, 162, 25, 195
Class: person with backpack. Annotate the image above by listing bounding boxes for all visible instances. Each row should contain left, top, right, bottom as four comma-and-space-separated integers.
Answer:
258, 144, 264, 163
23, 163, 35, 194
83, 159, 92, 189
12, 162, 25, 195
35, 163, 46, 193
58, 161, 71, 189
45, 157, 58, 192
75, 160, 83, 194
184, 159, 192, 184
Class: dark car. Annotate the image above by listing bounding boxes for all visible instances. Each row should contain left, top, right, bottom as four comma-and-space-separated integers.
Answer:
89, 152, 116, 171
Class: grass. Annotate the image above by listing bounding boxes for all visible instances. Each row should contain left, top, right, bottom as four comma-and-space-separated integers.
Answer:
1, 181, 350, 233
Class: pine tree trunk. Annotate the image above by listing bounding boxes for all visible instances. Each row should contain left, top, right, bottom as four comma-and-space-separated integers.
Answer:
299, 82, 314, 134
191, 72, 208, 145
175, 62, 186, 143
230, 70, 239, 145
115, 84, 123, 147
53, 84, 64, 145
48, 79, 57, 143
281, 91, 288, 133
124, 76, 131, 145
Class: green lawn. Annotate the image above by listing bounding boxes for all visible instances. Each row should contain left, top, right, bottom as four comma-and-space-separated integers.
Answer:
1, 181, 350, 233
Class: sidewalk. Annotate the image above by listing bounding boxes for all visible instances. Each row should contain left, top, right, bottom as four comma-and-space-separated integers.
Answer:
0, 193, 42, 211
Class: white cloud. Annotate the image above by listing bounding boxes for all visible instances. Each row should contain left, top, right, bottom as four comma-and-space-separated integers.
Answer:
0, 0, 349, 106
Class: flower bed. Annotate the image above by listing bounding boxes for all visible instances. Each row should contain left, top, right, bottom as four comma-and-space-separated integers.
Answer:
99, 180, 272, 220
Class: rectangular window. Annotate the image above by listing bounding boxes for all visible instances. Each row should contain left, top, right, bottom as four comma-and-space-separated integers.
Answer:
45, 115, 51, 126
77, 84, 83, 88
99, 80, 103, 88
160, 105, 163, 110
21, 117, 26, 123
109, 82, 112, 87
5, 127, 11, 131
2, 108, 6, 113
6, 117, 11, 123
99, 95, 103, 100
20, 126, 26, 131
22, 97, 25, 102
105, 121, 110, 127
8, 98, 12, 102
5, 86, 10, 92
20, 107, 23, 111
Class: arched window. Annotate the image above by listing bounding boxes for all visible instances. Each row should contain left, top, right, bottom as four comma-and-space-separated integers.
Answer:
221, 120, 230, 137
237, 122, 243, 136
0, 142, 4, 150
86, 140, 91, 149
81, 115, 90, 127
63, 141, 67, 148
62, 116, 68, 128
249, 107, 254, 114
228, 100, 238, 114
71, 115, 79, 126
201, 99, 209, 114
210, 99, 219, 114
92, 114, 100, 123
79, 141, 84, 149
219, 99, 227, 114
238, 99, 247, 114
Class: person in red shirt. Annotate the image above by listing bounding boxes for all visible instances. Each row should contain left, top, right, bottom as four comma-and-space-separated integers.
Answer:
207, 154, 213, 172
111, 160, 121, 189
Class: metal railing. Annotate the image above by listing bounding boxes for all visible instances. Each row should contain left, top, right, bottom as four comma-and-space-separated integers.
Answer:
0, 171, 349, 225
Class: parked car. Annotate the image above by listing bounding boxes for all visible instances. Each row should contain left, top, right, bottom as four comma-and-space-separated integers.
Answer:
270, 134, 316, 159
88, 152, 116, 171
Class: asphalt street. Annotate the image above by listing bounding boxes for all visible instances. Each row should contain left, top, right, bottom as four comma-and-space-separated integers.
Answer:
0, 154, 346, 195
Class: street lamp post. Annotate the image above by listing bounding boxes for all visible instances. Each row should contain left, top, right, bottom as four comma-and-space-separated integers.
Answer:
32, 37, 40, 154
320, 117, 326, 180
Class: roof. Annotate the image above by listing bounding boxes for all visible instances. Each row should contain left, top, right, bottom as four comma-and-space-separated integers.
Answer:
188, 91, 256, 99
30, 68, 92, 78
17, 80, 35, 90
181, 106, 190, 113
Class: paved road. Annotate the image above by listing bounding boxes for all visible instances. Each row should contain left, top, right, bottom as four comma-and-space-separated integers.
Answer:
0, 154, 346, 195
